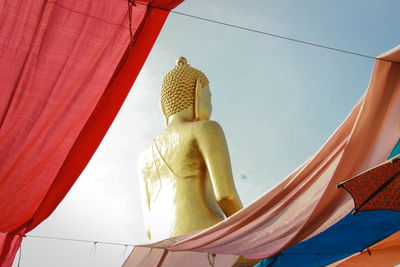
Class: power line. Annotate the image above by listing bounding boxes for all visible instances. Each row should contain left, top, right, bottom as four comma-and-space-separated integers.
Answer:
11, 232, 377, 262
137, 1, 396, 63
168, 10, 393, 63
22, 234, 369, 256
24, 234, 134, 247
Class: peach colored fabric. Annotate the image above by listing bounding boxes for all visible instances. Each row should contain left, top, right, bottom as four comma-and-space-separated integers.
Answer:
328, 231, 400, 267
123, 247, 239, 267
124, 45, 400, 266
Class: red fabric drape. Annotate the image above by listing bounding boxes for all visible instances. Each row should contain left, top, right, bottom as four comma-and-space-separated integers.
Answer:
0, 0, 183, 266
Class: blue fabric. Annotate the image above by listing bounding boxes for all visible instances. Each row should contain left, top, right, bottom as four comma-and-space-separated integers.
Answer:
389, 138, 400, 159
256, 210, 400, 267
256, 138, 400, 267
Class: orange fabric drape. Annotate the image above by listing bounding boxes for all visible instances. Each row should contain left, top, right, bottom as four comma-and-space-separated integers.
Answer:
329, 231, 400, 267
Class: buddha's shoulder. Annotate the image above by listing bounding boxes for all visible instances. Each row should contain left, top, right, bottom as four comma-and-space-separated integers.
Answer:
190, 120, 225, 137
190, 120, 222, 129
164, 120, 224, 135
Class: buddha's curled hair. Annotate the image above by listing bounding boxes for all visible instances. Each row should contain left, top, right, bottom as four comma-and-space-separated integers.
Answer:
160, 57, 209, 118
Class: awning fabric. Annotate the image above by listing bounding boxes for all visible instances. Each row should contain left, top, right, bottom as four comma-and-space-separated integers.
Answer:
257, 143, 400, 267
0, 1, 182, 266
324, 141, 400, 267
328, 230, 400, 267
124, 46, 400, 266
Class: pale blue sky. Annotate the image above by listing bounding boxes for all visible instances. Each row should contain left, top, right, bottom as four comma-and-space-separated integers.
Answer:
14, 1, 400, 266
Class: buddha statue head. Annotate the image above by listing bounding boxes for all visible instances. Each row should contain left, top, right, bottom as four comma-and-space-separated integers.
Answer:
160, 57, 211, 124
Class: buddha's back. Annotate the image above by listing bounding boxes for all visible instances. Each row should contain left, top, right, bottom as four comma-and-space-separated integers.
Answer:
138, 121, 225, 241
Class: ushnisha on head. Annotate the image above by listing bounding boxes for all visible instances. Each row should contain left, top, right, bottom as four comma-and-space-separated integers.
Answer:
160, 57, 210, 122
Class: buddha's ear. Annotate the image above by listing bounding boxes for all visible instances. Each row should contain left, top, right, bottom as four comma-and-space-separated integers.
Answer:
159, 100, 169, 125
194, 79, 201, 121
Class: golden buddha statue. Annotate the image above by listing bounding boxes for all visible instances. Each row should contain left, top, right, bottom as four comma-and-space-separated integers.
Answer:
137, 57, 243, 242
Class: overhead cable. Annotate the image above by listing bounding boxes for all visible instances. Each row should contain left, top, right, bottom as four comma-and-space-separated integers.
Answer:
24, 234, 134, 247
23, 234, 366, 255
167, 10, 391, 62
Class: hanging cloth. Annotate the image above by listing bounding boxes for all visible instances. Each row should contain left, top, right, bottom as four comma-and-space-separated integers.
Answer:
257, 140, 400, 267
0, 1, 183, 266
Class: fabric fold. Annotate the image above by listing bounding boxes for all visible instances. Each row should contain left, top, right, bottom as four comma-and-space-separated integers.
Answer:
0, 1, 183, 266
